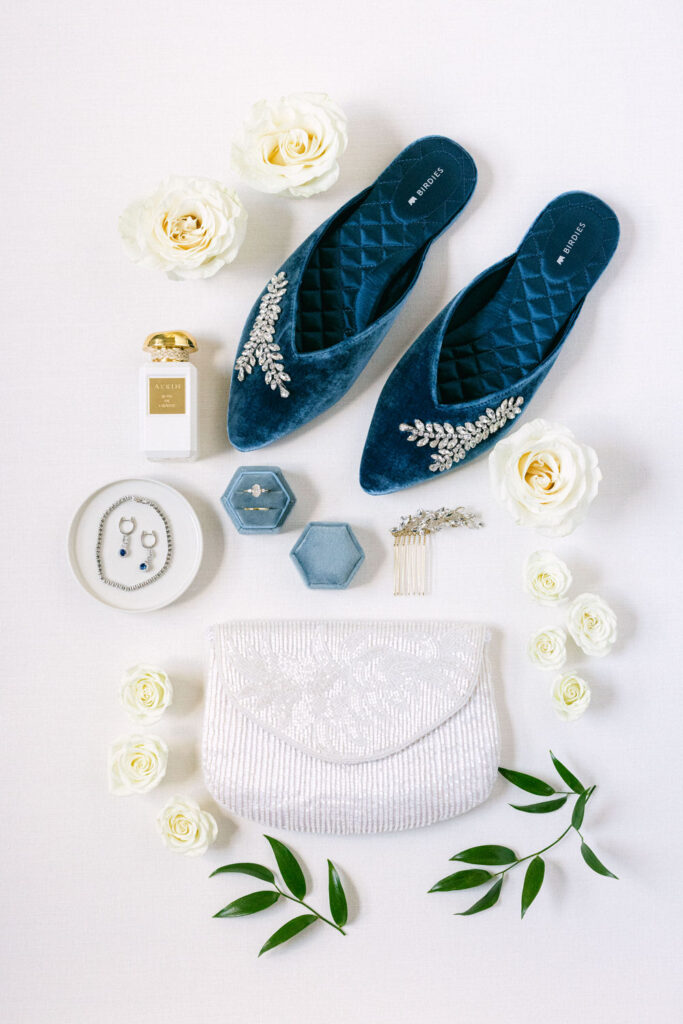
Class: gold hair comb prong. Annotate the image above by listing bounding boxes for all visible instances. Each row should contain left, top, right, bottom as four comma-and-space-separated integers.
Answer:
390, 506, 483, 596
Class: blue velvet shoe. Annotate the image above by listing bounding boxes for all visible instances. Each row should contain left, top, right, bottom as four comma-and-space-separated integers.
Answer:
360, 191, 619, 494
228, 136, 477, 450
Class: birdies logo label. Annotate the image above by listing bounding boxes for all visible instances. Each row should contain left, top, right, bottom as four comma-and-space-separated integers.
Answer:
407, 166, 444, 206
556, 222, 586, 265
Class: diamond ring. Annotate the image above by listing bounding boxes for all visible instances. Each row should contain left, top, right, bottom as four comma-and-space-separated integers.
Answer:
240, 484, 270, 498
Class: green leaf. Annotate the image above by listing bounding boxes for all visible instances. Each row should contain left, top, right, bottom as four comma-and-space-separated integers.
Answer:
429, 869, 493, 892
213, 890, 280, 918
451, 845, 517, 865
580, 841, 618, 879
498, 767, 556, 796
264, 835, 306, 900
573, 786, 593, 827
510, 795, 568, 814
549, 751, 585, 794
258, 914, 318, 956
521, 857, 545, 918
569, 782, 593, 831
327, 860, 348, 928
456, 877, 503, 916
209, 863, 275, 883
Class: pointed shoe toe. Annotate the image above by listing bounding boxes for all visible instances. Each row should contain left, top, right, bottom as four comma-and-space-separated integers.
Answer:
228, 136, 477, 450
361, 191, 619, 493
360, 333, 440, 494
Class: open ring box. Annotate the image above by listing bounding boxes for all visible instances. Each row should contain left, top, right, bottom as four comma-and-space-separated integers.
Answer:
221, 466, 296, 534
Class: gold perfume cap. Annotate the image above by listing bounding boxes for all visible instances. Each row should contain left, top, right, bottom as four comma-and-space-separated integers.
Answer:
144, 331, 198, 361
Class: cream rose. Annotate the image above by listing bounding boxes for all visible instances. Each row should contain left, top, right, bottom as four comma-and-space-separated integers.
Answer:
523, 549, 573, 605
527, 627, 567, 670
567, 593, 617, 657
156, 796, 217, 857
489, 419, 601, 536
119, 175, 247, 279
550, 673, 591, 721
109, 734, 168, 795
231, 92, 348, 198
120, 664, 173, 724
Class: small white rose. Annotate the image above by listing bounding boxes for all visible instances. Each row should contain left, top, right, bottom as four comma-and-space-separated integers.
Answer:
550, 673, 591, 721
567, 593, 617, 657
232, 92, 348, 198
489, 419, 601, 536
119, 175, 247, 280
523, 549, 573, 605
156, 796, 218, 857
109, 734, 168, 795
528, 627, 567, 670
120, 664, 173, 724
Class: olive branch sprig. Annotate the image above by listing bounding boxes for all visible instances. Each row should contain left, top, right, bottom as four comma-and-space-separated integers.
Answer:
211, 835, 348, 956
429, 751, 618, 918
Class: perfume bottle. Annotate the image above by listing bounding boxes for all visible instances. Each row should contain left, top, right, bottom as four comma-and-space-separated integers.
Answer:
140, 331, 198, 461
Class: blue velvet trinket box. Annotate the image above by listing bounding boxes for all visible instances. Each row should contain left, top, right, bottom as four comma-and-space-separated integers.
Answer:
221, 466, 296, 534
290, 522, 365, 589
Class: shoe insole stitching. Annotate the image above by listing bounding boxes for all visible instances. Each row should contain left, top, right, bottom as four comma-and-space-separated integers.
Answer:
437, 196, 618, 406
296, 138, 475, 354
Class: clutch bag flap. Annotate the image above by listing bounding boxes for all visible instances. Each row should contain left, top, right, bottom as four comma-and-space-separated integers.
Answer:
208, 620, 489, 763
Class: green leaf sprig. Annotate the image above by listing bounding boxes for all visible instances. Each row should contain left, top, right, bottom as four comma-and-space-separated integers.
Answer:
429, 751, 617, 918
211, 835, 349, 956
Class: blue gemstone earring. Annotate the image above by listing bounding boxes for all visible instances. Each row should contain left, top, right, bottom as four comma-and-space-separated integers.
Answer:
139, 530, 157, 572
118, 517, 136, 557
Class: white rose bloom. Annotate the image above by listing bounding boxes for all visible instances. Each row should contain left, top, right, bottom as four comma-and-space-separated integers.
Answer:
119, 175, 247, 280
489, 419, 601, 536
231, 92, 348, 198
120, 664, 173, 724
523, 549, 573, 605
567, 592, 617, 657
527, 627, 567, 670
551, 673, 591, 721
156, 796, 218, 857
109, 734, 168, 795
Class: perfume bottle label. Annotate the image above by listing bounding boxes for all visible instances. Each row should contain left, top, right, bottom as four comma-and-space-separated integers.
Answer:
149, 377, 186, 414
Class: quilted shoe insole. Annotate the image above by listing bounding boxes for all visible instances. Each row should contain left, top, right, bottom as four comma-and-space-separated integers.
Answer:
296, 136, 477, 353
437, 192, 620, 405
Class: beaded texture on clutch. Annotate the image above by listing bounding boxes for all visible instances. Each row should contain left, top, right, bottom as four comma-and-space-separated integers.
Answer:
202, 620, 499, 834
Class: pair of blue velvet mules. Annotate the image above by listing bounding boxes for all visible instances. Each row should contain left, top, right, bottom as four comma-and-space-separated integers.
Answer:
228, 136, 619, 494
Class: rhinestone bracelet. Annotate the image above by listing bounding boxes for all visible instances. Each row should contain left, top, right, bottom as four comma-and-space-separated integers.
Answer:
96, 495, 173, 591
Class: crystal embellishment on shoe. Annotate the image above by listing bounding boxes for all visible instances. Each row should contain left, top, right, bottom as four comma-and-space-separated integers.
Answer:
234, 272, 291, 398
400, 396, 524, 472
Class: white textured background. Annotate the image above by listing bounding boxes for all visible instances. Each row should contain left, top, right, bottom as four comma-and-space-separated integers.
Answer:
1, 1, 681, 1021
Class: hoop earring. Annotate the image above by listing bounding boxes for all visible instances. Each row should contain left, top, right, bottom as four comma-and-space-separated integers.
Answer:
118, 517, 136, 557
139, 530, 157, 572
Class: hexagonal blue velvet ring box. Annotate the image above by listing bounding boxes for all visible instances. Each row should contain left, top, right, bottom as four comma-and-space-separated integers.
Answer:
221, 466, 296, 534
290, 522, 365, 589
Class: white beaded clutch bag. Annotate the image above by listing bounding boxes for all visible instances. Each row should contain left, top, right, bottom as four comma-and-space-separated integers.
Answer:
203, 620, 499, 835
